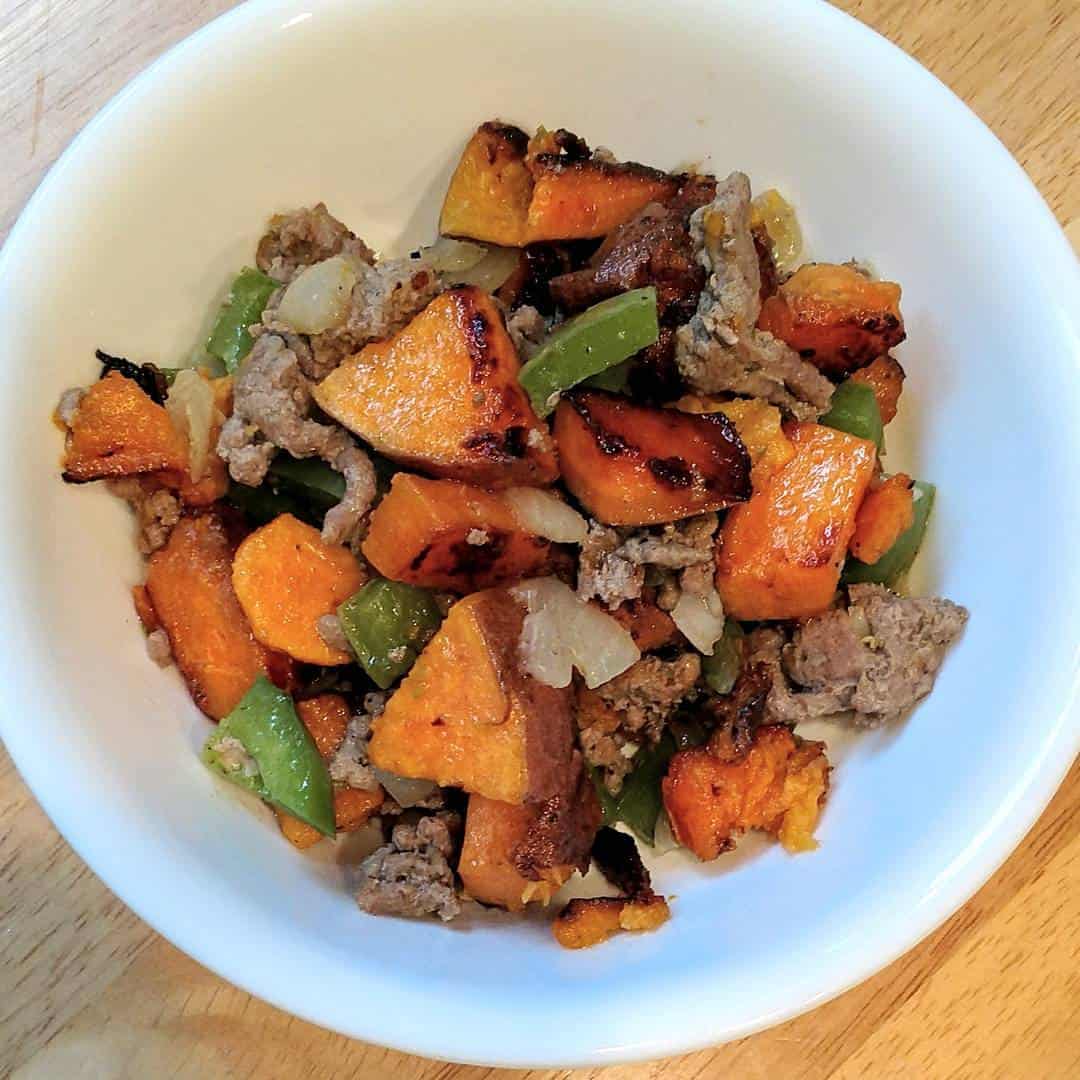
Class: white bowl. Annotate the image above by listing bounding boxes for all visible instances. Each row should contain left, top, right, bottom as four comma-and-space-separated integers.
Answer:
2, 0, 1078, 1066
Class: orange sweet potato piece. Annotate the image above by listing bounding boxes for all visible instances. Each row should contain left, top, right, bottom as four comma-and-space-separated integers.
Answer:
276, 811, 324, 850
715, 422, 877, 620
662, 726, 830, 858
757, 263, 905, 378
145, 512, 295, 720
525, 156, 678, 243
850, 473, 915, 564
131, 584, 159, 633
460, 795, 575, 911
362, 474, 550, 592
232, 513, 366, 666
62, 372, 187, 482
440, 122, 534, 247
610, 598, 678, 652
554, 390, 751, 525
332, 786, 385, 832
553, 895, 671, 950
296, 693, 351, 759
850, 354, 906, 424
313, 287, 558, 488
369, 588, 575, 804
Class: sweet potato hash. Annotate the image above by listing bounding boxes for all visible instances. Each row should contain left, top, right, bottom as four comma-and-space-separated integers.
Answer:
56, 122, 967, 949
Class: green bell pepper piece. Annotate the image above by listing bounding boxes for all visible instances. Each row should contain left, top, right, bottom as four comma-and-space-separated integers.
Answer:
225, 482, 316, 528
518, 287, 660, 416
338, 579, 444, 689
583, 358, 633, 394
268, 456, 346, 513
821, 380, 884, 450
206, 268, 279, 373
842, 480, 936, 588
202, 676, 335, 836
701, 621, 746, 695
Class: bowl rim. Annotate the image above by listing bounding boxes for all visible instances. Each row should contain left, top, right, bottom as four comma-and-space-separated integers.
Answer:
2, 0, 1079, 1066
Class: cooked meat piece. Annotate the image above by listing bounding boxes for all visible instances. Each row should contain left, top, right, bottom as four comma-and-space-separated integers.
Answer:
216, 334, 376, 545
595, 653, 701, 731
751, 585, 968, 727
510, 756, 602, 880
553, 894, 670, 949
579, 653, 701, 793
328, 707, 382, 792
617, 512, 716, 569
591, 826, 654, 899
577, 514, 718, 610
355, 812, 462, 922
316, 613, 353, 656
504, 303, 549, 360
496, 244, 581, 316
105, 478, 181, 555
577, 521, 646, 609
675, 172, 834, 420
256, 203, 374, 283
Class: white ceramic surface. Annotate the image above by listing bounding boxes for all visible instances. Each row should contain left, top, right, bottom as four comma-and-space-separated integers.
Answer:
2, 0, 1078, 1066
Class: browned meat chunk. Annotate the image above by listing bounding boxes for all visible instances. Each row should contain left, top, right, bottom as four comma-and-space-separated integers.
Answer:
578, 653, 701, 793
355, 813, 462, 922
256, 203, 374, 283
105, 478, 181, 555
216, 334, 376, 545
675, 172, 834, 420
751, 584, 968, 727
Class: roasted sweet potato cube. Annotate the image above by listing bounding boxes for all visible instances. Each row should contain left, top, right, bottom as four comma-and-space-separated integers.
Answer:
131, 583, 159, 633
361, 474, 550, 592
277, 787, 384, 849
662, 726, 830, 858
850, 473, 915, 564
851, 354, 906, 424
145, 512, 295, 720
460, 795, 576, 911
368, 588, 574, 804
232, 514, 366, 666
62, 372, 187, 482
757, 263, 905, 378
439, 122, 534, 247
525, 157, 678, 243
715, 422, 877, 620
296, 693, 351, 759
552, 895, 671, 950
313, 287, 558, 488
554, 390, 751, 525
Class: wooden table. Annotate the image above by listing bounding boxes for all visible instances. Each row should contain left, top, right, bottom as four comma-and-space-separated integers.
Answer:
2, 1, 1077, 1075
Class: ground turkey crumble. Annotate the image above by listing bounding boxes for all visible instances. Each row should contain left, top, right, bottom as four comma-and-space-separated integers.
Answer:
748, 584, 969, 727
105, 478, 181, 555
577, 514, 719, 611
580, 653, 701, 793
355, 812, 462, 922
675, 172, 834, 420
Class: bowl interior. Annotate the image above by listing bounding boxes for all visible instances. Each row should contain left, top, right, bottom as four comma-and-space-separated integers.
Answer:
1, 0, 1078, 1066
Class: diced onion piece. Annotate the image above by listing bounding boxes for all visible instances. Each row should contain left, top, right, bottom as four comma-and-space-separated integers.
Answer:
277, 255, 357, 334
165, 368, 216, 481
372, 768, 438, 808
750, 189, 803, 273
505, 487, 588, 543
422, 237, 489, 273
511, 578, 639, 690
452, 246, 520, 292
671, 588, 726, 655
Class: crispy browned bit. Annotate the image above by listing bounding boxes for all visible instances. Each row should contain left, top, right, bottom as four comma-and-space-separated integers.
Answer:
705, 660, 773, 755
591, 826, 654, 899
751, 223, 780, 303
553, 894, 671, 950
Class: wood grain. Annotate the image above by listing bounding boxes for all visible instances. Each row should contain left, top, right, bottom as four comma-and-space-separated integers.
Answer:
1, 1, 1077, 1076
